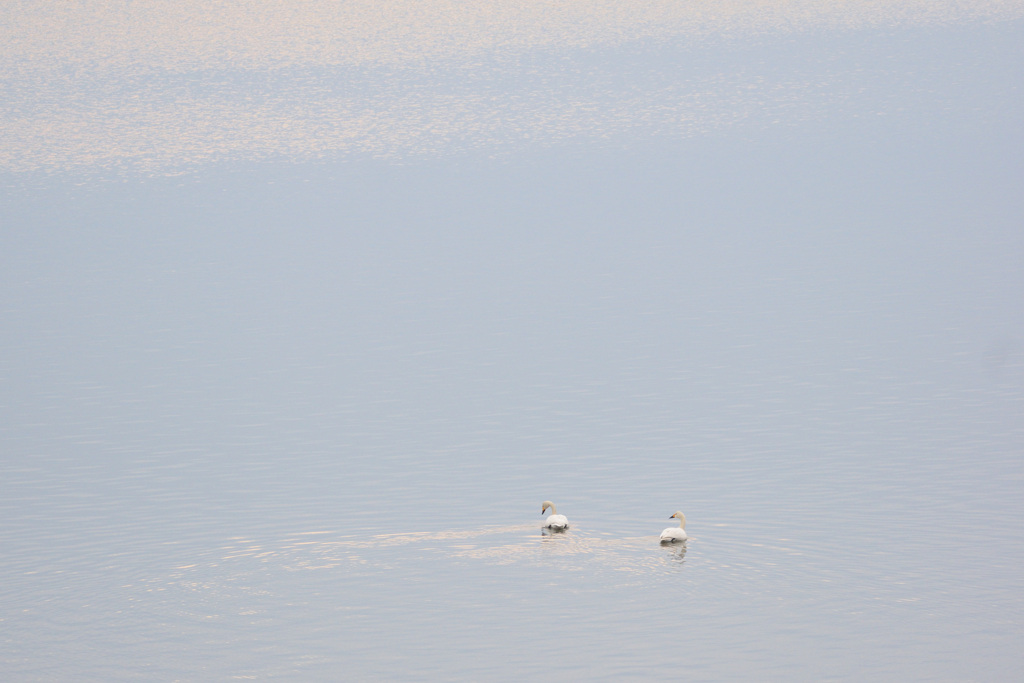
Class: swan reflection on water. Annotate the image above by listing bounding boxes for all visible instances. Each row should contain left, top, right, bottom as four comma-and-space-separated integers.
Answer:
661, 539, 688, 564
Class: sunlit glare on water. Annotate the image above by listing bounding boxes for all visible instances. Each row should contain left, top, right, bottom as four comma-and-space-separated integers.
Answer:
2, 0, 1023, 173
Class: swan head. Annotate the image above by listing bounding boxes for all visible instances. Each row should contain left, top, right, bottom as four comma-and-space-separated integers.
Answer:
669, 511, 686, 528
541, 501, 557, 515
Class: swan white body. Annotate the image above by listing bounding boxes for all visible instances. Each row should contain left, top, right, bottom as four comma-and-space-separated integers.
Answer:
541, 501, 569, 530
660, 511, 687, 542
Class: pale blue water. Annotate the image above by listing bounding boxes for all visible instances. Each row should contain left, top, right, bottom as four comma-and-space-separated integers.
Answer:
2, 10, 1024, 681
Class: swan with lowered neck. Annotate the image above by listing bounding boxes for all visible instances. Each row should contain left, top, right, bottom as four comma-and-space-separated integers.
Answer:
660, 511, 687, 542
541, 501, 569, 530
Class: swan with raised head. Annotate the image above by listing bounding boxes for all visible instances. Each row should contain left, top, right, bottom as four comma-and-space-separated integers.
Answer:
660, 511, 687, 542
541, 501, 569, 530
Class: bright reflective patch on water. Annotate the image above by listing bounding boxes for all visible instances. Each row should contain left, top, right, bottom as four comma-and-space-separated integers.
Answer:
2, 1, 1023, 174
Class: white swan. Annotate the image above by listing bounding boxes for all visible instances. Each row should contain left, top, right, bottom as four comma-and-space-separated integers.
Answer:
660, 511, 687, 542
541, 501, 569, 530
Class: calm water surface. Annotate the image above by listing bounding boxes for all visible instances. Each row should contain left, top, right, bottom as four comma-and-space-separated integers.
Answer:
2, 3, 1024, 681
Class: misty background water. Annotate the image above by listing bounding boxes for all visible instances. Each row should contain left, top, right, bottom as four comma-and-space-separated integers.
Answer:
2, 3, 1024, 680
